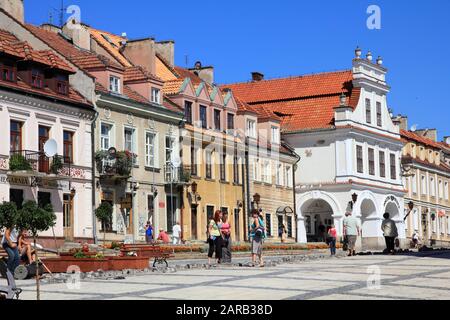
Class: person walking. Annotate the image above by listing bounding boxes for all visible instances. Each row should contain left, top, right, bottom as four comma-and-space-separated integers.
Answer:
249, 210, 266, 267
145, 221, 153, 244
343, 211, 360, 257
220, 213, 232, 263
278, 223, 287, 243
381, 213, 398, 254
207, 210, 223, 265
1, 227, 20, 273
172, 221, 182, 245
327, 224, 338, 256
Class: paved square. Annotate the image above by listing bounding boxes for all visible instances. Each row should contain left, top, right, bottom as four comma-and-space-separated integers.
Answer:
14, 251, 450, 300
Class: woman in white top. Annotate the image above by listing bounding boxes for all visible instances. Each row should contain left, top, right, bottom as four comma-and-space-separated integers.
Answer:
1, 227, 20, 273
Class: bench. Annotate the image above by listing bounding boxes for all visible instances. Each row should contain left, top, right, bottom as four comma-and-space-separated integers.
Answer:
121, 244, 173, 269
0, 258, 22, 300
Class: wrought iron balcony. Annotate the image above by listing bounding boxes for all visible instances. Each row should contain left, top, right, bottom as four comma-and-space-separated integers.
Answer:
8, 150, 71, 176
164, 164, 191, 184
95, 150, 134, 179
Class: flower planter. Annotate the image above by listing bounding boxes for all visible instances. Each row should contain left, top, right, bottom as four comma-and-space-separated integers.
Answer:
42, 256, 150, 273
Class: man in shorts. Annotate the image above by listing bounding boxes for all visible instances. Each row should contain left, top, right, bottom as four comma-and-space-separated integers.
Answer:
343, 211, 361, 256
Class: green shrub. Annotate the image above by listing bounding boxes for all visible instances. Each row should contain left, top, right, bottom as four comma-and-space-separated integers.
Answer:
9, 154, 32, 172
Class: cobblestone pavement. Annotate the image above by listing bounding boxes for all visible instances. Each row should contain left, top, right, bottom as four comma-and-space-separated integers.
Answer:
15, 251, 450, 300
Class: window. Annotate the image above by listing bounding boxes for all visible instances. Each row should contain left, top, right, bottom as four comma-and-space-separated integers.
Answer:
390, 154, 397, 180
184, 101, 193, 125
421, 175, 427, 195
430, 177, 436, 197
165, 136, 175, 166
10, 120, 22, 152
262, 160, 272, 184
285, 165, 293, 188
271, 126, 280, 144
439, 180, 443, 199
246, 119, 256, 138
166, 195, 177, 232
276, 163, 283, 186
214, 109, 221, 131
151, 88, 161, 104
2, 64, 15, 82
109, 76, 121, 93
206, 205, 215, 221
233, 151, 239, 184
411, 175, 417, 194
305, 215, 312, 234
56, 81, 68, 95
205, 150, 213, 179
379, 151, 386, 178
38, 192, 51, 208
220, 153, 226, 181
31, 69, 43, 88
253, 158, 260, 181
365, 98, 372, 124
9, 189, 24, 210
200, 105, 207, 129
227, 113, 235, 130
100, 123, 113, 151
445, 181, 449, 200
190, 147, 198, 176
265, 213, 272, 237
356, 145, 364, 173
368, 148, 375, 176
63, 131, 74, 164
145, 132, 156, 167
124, 127, 135, 154
287, 216, 293, 238
376, 102, 382, 127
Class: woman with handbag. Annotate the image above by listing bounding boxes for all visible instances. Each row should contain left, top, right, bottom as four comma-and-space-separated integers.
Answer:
249, 210, 266, 267
207, 210, 223, 265
220, 213, 232, 263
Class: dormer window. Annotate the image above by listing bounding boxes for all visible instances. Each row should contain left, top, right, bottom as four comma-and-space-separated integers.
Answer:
109, 76, 121, 94
271, 126, 280, 144
1, 62, 15, 82
31, 69, 43, 88
151, 87, 161, 104
56, 74, 68, 95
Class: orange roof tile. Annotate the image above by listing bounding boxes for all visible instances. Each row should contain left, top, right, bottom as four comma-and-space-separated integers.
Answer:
155, 55, 178, 81
401, 130, 443, 149
163, 79, 185, 95
224, 70, 358, 132
124, 65, 162, 83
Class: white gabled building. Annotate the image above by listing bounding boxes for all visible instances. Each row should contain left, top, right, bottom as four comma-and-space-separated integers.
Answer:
226, 49, 406, 250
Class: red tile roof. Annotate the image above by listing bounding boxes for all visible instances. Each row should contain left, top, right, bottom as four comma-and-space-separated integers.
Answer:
124, 65, 162, 83
401, 130, 442, 149
223, 70, 358, 132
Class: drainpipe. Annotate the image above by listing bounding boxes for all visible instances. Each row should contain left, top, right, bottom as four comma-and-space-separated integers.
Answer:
91, 95, 100, 245
244, 137, 251, 242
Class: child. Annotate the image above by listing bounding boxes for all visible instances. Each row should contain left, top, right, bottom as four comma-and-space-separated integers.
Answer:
18, 229, 35, 265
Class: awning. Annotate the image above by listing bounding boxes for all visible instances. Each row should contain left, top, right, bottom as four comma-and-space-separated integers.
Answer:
438, 209, 446, 218
276, 206, 294, 215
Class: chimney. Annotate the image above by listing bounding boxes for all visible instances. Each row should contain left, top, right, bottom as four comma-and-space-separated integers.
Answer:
416, 129, 438, 142
0, 0, 24, 23
41, 23, 61, 34
122, 38, 156, 75
155, 40, 175, 67
444, 136, 450, 145
188, 61, 214, 84
251, 72, 264, 82
395, 115, 408, 131
62, 21, 91, 51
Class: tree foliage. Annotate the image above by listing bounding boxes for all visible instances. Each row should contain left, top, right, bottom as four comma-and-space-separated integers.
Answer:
0, 202, 19, 229
95, 201, 113, 225
16, 201, 56, 236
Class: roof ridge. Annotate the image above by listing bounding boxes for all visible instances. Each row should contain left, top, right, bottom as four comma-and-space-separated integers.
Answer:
222, 69, 352, 87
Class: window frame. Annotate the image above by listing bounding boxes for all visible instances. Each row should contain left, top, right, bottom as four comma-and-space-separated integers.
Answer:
145, 131, 157, 168
365, 98, 372, 124
200, 105, 208, 129
368, 148, 375, 176
184, 101, 193, 125
63, 130, 74, 164
390, 153, 397, 180
10, 120, 23, 152
376, 101, 382, 127
151, 87, 161, 104
356, 145, 364, 174
109, 75, 121, 94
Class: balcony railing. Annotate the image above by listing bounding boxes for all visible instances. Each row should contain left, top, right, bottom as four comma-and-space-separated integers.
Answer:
9, 150, 71, 176
95, 150, 134, 179
164, 164, 191, 184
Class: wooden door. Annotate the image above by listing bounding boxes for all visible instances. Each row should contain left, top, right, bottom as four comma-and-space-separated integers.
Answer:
38, 126, 50, 173
191, 206, 198, 240
63, 194, 74, 240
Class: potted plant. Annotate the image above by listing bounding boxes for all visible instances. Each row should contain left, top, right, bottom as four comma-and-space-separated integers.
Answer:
94, 150, 109, 173
95, 202, 113, 249
50, 155, 63, 175
16, 201, 56, 301
115, 151, 133, 176
8, 154, 32, 172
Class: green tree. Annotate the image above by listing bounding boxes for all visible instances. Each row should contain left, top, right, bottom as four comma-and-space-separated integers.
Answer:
95, 202, 113, 249
0, 202, 19, 230
17, 201, 56, 301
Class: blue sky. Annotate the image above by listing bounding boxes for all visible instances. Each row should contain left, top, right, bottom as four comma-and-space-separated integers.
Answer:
25, 0, 450, 140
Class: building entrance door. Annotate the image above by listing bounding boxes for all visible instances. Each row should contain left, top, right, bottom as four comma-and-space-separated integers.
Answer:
63, 194, 74, 240
191, 206, 198, 240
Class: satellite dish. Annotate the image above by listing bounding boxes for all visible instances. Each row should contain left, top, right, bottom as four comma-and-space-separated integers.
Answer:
411, 125, 417, 132
43, 139, 58, 157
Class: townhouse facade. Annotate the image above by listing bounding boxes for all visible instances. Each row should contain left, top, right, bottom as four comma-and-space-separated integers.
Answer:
400, 123, 450, 247
0, 26, 95, 247
227, 50, 406, 250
